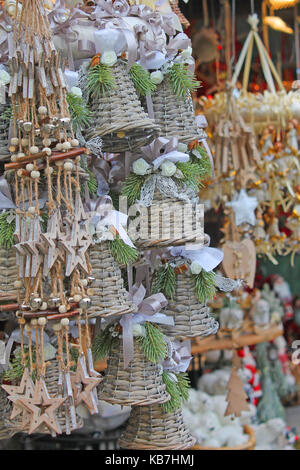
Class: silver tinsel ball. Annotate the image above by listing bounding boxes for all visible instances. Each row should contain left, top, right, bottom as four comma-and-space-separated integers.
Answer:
30, 296, 43, 311
48, 296, 61, 308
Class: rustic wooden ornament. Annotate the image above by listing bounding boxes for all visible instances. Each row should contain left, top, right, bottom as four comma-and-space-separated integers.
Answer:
2, 368, 34, 424
60, 220, 91, 276
15, 378, 66, 436
41, 210, 64, 275
72, 354, 100, 415
225, 352, 250, 418
222, 238, 256, 288
21, 216, 42, 278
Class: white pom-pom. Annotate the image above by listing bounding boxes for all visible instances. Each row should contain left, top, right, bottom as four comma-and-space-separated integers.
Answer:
62, 141, 71, 151
28, 206, 36, 214
64, 161, 73, 171
42, 147, 52, 156
14, 280, 22, 288
80, 279, 88, 287
71, 139, 79, 147
60, 317, 69, 326
31, 170, 40, 179
38, 317, 47, 326
56, 143, 63, 151
26, 163, 34, 172
44, 166, 54, 175
17, 152, 25, 159
43, 138, 51, 147
21, 138, 29, 147
74, 294, 82, 303
55, 161, 64, 167
41, 302, 48, 310
38, 106, 48, 115
10, 137, 19, 145
59, 305, 67, 314
29, 146, 39, 155
11, 155, 18, 162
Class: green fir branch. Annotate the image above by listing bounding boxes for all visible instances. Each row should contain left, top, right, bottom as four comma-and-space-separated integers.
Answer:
122, 173, 146, 206
193, 270, 217, 303
87, 64, 116, 98
3, 347, 37, 382
109, 190, 120, 210
92, 325, 116, 361
151, 263, 176, 299
0, 105, 12, 122
167, 63, 200, 97
66, 92, 92, 132
129, 63, 157, 96
162, 371, 190, 413
110, 236, 139, 265
0, 211, 15, 249
136, 322, 166, 364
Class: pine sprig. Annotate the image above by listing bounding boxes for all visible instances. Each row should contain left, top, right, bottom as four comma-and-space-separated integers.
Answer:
122, 173, 146, 206
0, 211, 15, 249
162, 371, 190, 413
0, 105, 12, 122
92, 325, 116, 361
176, 162, 207, 190
3, 350, 24, 381
167, 63, 200, 97
129, 63, 157, 96
193, 270, 217, 303
136, 322, 166, 364
88, 63, 116, 98
151, 263, 176, 299
110, 236, 139, 265
66, 92, 92, 132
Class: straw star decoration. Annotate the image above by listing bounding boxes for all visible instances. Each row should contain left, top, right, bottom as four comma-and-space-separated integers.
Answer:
226, 189, 258, 226
60, 220, 92, 276
41, 210, 64, 275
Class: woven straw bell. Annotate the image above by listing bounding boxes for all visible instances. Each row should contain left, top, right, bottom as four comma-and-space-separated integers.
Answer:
98, 335, 170, 407
135, 190, 204, 249
0, 386, 14, 439
85, 60, 160, 153
119, 404, 196, 450
88, 241, 137, 318
0, 247, 19, 298
161, 271, 219, 339
147, 79, 203, 144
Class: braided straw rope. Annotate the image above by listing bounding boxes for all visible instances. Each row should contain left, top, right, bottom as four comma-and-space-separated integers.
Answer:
136, 191, 204, 249
98, 336, 170, 407
0, 102, 10, 162
161, 271, 219, 339
86, 61, 160, 153
0, 248, 19, 297
88, 241, 137, 318
119, 404, 196, 450
148, 79, 202, 143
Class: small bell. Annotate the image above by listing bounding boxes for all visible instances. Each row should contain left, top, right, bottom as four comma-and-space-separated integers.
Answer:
23, 121, 33, 133
48, 296, 61, 309
30, 295, 43, 311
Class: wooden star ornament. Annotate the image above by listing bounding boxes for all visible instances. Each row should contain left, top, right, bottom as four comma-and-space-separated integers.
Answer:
15, 378, 66, 436
72, 354, 100, 415
2, 368, 35, 426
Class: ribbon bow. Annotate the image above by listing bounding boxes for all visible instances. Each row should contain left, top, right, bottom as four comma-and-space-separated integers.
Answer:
169, 244, 224, 272
0, 176, 16, 209
86, 195, 134, 248
120, 283, 173, 368
141, 136, 190, 168
163, 339, 192, 374
165, 33, 191, 60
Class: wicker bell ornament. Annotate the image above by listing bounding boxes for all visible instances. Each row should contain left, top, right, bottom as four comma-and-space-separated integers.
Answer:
98, 335, 170, 407
84, 60, 160, 153
119, 404, 196, 450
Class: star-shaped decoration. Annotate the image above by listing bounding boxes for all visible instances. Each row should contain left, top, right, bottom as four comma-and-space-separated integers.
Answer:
15, 378, 66, 436
59, 220, 92, 276
2, 368, 35, 428
71, 355, 100, 415
41, 210, 64, 275
226, 189, 258, 226
20, 217, 42, 278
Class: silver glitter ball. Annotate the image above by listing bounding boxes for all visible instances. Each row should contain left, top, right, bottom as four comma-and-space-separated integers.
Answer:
79, 297, 91, 311
42, 124, 55, 135
48, 296, 61, 308
30, 296, 43, 311
23, 122, 33, 133
60, 117, 71, 129
17, 119, 24, 128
